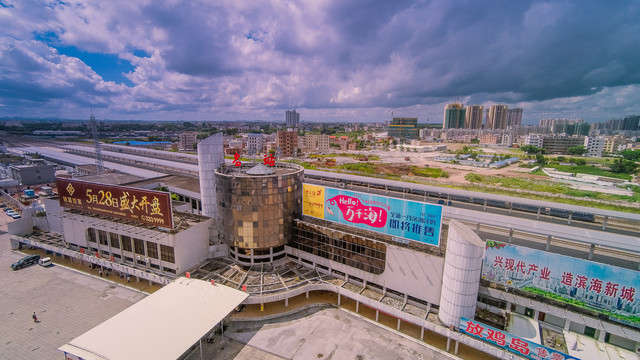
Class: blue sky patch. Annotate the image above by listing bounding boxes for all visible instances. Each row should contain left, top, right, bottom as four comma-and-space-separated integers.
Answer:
34, 32, 134, 86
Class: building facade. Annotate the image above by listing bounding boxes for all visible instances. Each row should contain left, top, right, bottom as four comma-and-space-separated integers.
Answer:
486, 105, 509, 130
178, 132, 198, 151
388, 118, 419, 140
215, 162, 303, 265
9, 163, 56, 186
465, 105, 484, 129
246, 133, 265, 155
277, 131, 298, 157
443, 103, 466, 129
285, 110, 300, 129
506, 108, 523, 127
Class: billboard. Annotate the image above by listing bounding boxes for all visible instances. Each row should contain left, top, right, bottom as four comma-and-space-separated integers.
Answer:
482, 241, 640, 329
460, 317, 579, 360
302, 184, 442, 246
56, 178, 173, 229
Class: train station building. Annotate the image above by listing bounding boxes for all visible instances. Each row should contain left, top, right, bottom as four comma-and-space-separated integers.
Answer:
8, 133, 640, 359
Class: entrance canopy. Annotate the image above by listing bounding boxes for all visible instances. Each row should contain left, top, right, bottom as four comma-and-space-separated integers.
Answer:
59, 277, 248, 360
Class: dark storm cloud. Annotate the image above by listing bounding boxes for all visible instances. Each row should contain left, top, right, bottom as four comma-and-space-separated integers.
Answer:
0, 0, 639, 121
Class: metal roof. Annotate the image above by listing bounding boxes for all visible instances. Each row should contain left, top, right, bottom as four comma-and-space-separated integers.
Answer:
59, 278, 248, 360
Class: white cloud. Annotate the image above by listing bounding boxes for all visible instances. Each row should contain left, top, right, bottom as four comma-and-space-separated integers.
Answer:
0, 0, 639, 122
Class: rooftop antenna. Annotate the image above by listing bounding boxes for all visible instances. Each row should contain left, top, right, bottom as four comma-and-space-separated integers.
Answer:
90, 106, 105, 174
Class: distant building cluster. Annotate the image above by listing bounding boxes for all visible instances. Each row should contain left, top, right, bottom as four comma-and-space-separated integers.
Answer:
442, 103, 522, 130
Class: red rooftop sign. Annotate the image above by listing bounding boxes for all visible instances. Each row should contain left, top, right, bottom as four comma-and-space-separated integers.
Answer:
56, 178, 173, 229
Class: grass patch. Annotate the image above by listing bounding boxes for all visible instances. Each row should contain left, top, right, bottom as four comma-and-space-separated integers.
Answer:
410, 166, 449, 178
309, 153, 380, 161
464, 173, 640, 204
339, 163, 377, 173
545, 164, 632, 180
286, 159, 317, 169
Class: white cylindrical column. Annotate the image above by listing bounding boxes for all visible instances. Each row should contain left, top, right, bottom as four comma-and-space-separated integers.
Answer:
439, 220, 485, 327
197, 133, 224, 217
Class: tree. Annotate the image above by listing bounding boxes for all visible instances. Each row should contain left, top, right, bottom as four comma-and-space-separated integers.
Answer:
520, 145, 542, 154
570, 158, 587, 166
610, 159, 639, 174
535, 154, 547, 165
619, 149, 640, 161
470, 138, 480, 144
567, 146, 587, 156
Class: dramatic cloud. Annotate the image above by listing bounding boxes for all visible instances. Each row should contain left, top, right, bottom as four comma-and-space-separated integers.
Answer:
0, 0, 639, 123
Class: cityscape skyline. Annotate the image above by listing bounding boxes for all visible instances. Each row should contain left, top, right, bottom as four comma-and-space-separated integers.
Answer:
1, 1, 639, 123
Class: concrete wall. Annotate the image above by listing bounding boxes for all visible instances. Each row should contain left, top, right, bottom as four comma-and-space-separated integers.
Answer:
43, 198, 64, 233
173, 218, 213, 274
7, 209, 34, 236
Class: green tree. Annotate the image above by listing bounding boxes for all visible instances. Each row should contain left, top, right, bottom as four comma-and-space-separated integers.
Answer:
535, 154, 547, 165
567, 146, 587, 156
520, 145, 542, 154
570, 158, 587, 166
619, 149, 640, 161
470, 138, 480, 144
610, 159, 639, 174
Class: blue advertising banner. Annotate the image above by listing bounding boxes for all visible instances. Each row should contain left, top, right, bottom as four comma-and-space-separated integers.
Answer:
460, 317, 579, 360
302, 184, 442, 246
482, 241, 640, 329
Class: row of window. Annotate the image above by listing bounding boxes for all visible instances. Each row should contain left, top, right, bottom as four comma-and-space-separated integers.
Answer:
291, 227, 386, 275
86, 228, 174, 263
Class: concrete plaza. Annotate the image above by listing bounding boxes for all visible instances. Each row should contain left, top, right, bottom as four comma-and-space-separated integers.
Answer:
0, 215, 146, 360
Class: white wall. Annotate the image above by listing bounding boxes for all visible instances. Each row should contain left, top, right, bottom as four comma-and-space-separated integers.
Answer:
173, 218, 213, 273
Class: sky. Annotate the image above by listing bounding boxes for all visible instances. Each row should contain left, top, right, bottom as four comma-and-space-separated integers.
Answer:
0, 1, 639, 124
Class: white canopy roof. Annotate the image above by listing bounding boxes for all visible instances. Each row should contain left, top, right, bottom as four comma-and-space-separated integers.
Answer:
59, 278, 248, 360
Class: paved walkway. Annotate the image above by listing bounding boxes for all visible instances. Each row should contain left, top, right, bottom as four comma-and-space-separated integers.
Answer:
0, 216, 146, 360
191, 307, 463, 360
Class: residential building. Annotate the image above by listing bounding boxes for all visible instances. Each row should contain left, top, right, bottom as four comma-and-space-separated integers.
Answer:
604, 135, 627, 154
479, 134, 498, 144
486, 105, 508, 130
506, 108, 523, 127
178, 132, 198, 151
246, 133, 265, 155
304, 134, 331, 153
584, 136, 605, 157
465, 105, 484, 129
443, 103, 466, 129
541, 135, 586, 154
277, 131, 298, 157
285, 110, 300, 129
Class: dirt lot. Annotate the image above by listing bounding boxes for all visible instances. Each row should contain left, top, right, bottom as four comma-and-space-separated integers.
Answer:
303, 147, 538, 186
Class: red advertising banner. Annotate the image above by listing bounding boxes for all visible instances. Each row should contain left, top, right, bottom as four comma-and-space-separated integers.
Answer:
56, 178, 173, 229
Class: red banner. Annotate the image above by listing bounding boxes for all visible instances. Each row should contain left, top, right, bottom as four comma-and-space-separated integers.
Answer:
56, 178, 173, 229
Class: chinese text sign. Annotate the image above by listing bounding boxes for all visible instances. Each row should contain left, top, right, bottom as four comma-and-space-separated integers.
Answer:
302, 184, 442, 246
482, 241, 640, 329
56, 178, 173, 229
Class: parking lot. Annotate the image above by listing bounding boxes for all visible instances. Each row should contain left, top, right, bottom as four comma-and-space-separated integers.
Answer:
0, 215, 146, 360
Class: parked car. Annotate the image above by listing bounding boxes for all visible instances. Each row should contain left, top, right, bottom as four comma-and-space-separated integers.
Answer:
11, 214, 21, 219
11, 254, 40, 270
39, 257, 53, 267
